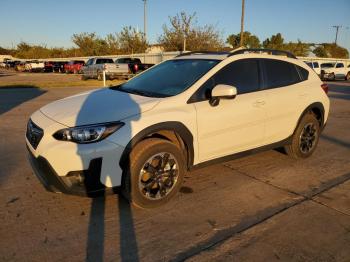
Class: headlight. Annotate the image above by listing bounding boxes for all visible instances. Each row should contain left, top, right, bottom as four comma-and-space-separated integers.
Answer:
53, 122, 124, 143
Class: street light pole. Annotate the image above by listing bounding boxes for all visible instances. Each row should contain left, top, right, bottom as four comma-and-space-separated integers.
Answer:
240, 0, 245, 47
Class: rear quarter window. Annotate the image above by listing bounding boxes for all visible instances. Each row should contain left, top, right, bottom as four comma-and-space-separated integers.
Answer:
261, 59, 301, 89
296, 66, 309, 81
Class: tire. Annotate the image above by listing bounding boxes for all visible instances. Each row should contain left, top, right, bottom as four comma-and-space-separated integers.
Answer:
122, 138, 186, 208
284, 112, 320, 159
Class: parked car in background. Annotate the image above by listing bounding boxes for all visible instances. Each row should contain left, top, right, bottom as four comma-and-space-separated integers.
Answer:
64, 60, 85, 74
115, 57, 154, 74
5, 60, 21, 69
81, 58, 129, 80
15, 61, 27, 72
25, 60, 45, 72
53, 61, 68, 73
44, 61, 54, 72
347, 64, 350, 81
321, 62, 348, 80
304, 61, 321, 76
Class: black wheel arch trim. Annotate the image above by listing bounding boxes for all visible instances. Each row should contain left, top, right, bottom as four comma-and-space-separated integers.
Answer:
295, 102, 325, 131
119, 121, 194, 170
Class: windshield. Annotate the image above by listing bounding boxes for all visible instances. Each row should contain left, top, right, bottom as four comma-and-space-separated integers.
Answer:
321, 63, 335, 68
115, 59, 219, 97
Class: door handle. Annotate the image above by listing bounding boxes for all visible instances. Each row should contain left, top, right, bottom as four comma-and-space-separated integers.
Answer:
253, 100, 266, 107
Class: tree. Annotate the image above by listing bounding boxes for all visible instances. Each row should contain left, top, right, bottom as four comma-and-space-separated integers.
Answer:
262, 33, 284, 50
283, 40, 310, 57
117, 26, 148, 54
324, 43, 349, 58
226, 31, 260, 49
313, 45, 328, 57
159, 12, 223, 51
0, 46, 15, 55
71, 32, 108, 56
312, 44, 349, 58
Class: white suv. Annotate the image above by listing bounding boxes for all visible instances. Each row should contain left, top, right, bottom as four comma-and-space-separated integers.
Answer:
26, 49, 330, 208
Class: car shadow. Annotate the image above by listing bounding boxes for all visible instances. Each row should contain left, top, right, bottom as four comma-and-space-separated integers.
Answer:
0, 86, 46, 116
73, 87, 141, 261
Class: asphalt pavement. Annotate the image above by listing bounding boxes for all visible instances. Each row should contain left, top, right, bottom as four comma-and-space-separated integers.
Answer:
0, 81, 349, 261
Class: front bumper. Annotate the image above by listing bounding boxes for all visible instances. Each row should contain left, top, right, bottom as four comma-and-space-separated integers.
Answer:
27, 147, 109, 196
26, 111, 126, 196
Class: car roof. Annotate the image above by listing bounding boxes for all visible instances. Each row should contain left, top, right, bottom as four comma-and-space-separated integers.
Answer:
172, 49, 297, 61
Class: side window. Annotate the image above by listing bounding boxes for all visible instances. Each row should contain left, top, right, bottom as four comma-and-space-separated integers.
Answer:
296, 66, 309, 81
336, 63, 344, 68
86, 59, 92, 66
313, 62, 319, 68
191, 59, 260, 102
262, 59, 301, 89
96, 59, 102, 64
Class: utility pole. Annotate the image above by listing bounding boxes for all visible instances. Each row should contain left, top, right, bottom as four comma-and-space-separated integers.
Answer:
240, 0, 245, 47
142, 0, 147, 62
332, 25, 342, 45
143, 0, 147, 42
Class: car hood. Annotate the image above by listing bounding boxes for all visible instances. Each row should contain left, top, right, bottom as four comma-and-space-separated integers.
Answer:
40, 88, 160, 127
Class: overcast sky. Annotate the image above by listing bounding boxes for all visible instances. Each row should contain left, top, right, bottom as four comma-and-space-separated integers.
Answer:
1, 0, 349, 51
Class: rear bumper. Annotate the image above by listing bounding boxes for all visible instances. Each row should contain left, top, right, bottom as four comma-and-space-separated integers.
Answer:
105, 72, 131, 78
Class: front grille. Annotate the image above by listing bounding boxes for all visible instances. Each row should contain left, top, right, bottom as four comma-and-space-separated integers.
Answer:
26, 119, 44, 149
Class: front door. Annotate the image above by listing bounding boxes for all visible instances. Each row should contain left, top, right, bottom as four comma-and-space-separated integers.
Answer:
192, 59, 266, 162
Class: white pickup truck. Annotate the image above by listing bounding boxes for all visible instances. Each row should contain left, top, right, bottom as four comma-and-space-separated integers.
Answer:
25, 60, 45, 72
81, 58, 130, 80
321, 62, 350, 81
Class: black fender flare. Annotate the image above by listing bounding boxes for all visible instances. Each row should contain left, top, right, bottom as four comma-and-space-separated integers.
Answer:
294, 102, 325, 131
119, 121, 194, 170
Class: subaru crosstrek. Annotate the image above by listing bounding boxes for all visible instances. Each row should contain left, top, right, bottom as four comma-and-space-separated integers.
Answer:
26, 49, 330, 208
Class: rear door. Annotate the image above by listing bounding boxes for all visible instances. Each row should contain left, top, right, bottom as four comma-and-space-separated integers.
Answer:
260, 59, 306, 144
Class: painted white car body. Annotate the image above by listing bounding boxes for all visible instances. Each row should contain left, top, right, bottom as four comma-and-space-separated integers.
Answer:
26, 52, 330, 195
304, 61, 321, 76
25, 61, 45, 72
321, 62, 349, 80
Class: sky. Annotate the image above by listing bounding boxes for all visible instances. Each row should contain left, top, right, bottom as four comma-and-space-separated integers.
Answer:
1, 0, 349, 51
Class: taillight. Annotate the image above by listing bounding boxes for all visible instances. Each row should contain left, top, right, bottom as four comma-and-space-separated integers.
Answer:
133, 64, 138, 72
321, 83, 328, 94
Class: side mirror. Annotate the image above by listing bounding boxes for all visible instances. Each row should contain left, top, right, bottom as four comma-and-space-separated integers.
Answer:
210, 84, 237, 106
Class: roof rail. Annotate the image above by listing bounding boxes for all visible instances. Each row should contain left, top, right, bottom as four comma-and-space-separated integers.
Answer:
228, 48, 297, 59
176, 51, 230, 57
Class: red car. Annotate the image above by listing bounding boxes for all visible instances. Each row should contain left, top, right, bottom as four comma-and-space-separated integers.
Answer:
64, 60, 85, 74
